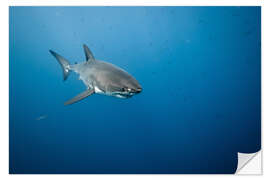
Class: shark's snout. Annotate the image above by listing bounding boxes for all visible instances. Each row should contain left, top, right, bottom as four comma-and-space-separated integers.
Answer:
131, 82, 142, 94
126, 77, 142, 94
136, 87, 142, 93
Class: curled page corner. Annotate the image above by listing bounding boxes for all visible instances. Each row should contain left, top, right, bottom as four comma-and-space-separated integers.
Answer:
235, 150, 262, 175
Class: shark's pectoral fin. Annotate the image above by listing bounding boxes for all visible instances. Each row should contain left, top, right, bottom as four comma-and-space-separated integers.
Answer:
64, 89, 95, 105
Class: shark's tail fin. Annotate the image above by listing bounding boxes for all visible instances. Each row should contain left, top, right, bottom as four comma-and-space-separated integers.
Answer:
49, 50, 71, 81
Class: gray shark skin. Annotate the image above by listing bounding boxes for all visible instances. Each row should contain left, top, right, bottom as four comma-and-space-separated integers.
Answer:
49, 44, 142, 105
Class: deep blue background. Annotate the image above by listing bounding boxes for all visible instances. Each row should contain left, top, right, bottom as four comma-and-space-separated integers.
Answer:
9, 6, 261, 174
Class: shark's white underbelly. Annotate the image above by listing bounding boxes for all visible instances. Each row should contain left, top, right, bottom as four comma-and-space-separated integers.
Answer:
94, 86, 104, 94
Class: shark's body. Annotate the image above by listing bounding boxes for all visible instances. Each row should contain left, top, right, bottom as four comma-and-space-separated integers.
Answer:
50, 44, 142, 105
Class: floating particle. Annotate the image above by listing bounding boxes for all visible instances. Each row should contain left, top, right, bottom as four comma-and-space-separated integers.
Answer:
243, 30, 252, 36
215, 113, 224, 120
232, 12, 240, 17
198, 19, 205, 24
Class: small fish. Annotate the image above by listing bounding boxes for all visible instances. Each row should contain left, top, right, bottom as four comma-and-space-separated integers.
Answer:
36, 115, 47, 120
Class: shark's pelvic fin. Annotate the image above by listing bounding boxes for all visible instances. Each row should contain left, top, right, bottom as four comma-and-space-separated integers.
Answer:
49, 50, 71, 81
83, 44, 95, 61
64, 89, 95, 105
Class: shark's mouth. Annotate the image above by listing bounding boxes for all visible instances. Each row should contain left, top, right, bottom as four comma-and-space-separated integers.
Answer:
111, 91, 135, 99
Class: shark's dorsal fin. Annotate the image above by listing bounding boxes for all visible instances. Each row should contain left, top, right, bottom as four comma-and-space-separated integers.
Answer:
64, 89, 95, 105
83, 44, 95, 61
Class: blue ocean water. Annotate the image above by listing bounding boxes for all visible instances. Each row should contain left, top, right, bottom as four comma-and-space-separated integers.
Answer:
9, 6, 261, 174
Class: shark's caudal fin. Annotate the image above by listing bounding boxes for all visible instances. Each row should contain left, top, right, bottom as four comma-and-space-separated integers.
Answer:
49, 50, 71, 81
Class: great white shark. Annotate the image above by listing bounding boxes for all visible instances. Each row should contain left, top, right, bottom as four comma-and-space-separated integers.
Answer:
49, 44, 142, 105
